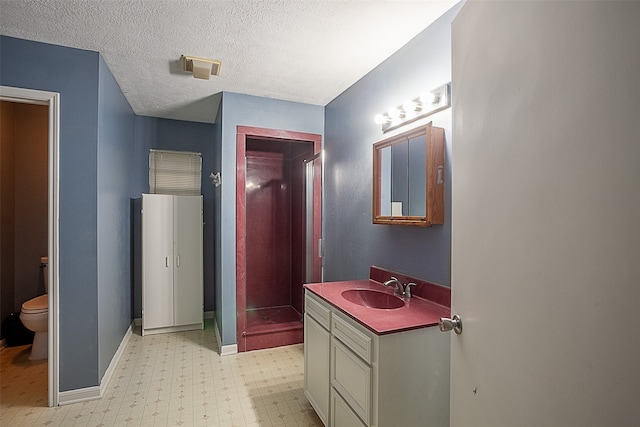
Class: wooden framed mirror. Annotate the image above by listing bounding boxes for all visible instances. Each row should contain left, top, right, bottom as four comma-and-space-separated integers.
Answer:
372, 122, 445, 226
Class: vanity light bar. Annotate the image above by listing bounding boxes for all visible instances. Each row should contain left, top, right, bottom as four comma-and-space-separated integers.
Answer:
375, 83, 451, 133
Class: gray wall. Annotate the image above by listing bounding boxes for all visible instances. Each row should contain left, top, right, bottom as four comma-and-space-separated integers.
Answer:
97, 55, 135, 379
323, 3, 463, 286
131, 115, 216, 316
216, 92, 324, 345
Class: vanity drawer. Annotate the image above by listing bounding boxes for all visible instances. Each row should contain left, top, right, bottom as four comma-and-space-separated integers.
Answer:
331, 338, 372, 425
305, 292, 331, 330
332, 313, 372, 363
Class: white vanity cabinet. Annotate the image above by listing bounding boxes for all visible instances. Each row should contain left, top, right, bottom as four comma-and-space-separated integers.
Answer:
304, 290, 450, 427
142, 194, 203, 336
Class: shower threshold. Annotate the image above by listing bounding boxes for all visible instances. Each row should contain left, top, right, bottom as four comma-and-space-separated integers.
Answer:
242, 305, 303, 351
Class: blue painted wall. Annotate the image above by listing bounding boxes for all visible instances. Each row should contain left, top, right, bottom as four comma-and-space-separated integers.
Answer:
132, 115, 216, 314
1, 36, 101, 390
216, 92, 324, 345
213, 103, 223, 335
1, 35, 221, 390
1, 36, 139, 391
97, 55, 135, 379
323, 3, 463, 286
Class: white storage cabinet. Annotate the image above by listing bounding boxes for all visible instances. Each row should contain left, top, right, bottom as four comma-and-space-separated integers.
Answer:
142, 194, 203, 336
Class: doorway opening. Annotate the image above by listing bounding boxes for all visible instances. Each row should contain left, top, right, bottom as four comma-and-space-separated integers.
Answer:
0, 86, 60, 406
236, 126, 322, 352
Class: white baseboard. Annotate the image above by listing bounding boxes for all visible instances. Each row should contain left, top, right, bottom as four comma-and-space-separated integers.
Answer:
58, 321, 134, 406
220, 343, 238, 356
100, 322, 133, 396
213, 316, 237, 356
58, 385, 101, 406
136, 311, 212, 327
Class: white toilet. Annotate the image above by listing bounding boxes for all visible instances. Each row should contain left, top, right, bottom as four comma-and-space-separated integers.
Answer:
20, 256, 48, 360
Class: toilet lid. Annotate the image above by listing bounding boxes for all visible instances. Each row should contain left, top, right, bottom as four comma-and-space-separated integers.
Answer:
22, 295, 48, 313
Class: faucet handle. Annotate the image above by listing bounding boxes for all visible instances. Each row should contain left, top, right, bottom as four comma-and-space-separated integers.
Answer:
404, 282, 417, 298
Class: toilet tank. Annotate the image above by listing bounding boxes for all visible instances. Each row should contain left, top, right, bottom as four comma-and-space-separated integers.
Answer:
41, 256, 48, 293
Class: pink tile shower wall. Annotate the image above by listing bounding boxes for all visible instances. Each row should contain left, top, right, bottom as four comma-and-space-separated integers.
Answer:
245, 151, 293, 310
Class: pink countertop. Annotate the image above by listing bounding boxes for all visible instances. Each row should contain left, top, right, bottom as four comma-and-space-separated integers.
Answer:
304, 279, 450, 335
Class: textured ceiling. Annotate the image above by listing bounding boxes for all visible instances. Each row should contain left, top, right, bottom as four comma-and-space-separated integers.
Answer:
0, 0, 457, 123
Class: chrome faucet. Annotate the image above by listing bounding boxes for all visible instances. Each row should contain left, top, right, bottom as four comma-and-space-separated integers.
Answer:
383, 277, 417, 298
383, 276, 405, 296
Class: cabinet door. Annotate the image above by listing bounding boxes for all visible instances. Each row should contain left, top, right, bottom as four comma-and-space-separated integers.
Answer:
331, 338, 372, 425
142, 194, 174, 330
172, 195, 203, 326
304, 313, 330, 426
332, 389, 367, 427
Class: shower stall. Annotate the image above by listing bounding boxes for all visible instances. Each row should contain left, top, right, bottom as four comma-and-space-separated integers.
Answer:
236, 126, 322, 352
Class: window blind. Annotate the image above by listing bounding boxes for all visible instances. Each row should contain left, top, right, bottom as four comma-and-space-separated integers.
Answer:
149, 149, 202, 195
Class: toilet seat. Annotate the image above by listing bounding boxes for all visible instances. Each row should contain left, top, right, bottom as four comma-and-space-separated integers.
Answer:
22, 295, 48, 314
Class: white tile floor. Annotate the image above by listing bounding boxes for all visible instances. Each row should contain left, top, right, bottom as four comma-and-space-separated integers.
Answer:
0, 320, 324, 426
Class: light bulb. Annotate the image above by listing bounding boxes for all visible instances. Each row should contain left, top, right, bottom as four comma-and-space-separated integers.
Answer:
403, 100, 418, 112
374, 114, 389, 124
388, 107, 402, 119
420, 92, 437, 104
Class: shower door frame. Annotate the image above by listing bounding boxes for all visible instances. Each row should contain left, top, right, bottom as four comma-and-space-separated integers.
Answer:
236, 126, 322, 351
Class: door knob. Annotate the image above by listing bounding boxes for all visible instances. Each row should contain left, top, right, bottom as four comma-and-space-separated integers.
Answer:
439, 314, 462, 334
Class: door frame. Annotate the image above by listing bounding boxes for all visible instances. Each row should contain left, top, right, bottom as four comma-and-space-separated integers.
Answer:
235, 126, 322, 351
0, 85, 60, 406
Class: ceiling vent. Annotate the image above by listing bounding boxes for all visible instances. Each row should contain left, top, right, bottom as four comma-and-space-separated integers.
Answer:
181, 55, 221, 80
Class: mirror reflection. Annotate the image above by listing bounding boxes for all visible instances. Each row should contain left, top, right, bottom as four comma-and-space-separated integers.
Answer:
379, 134, 427, 217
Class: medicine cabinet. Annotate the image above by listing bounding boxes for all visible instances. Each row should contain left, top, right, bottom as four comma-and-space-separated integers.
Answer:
372, 122, 445, 226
